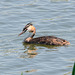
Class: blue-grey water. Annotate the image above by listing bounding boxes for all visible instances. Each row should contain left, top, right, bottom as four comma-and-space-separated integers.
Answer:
0, 0, 75, 75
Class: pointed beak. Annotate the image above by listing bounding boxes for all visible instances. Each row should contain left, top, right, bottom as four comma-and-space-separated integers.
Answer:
18, 28, 27, 36
18, 31, 24, 36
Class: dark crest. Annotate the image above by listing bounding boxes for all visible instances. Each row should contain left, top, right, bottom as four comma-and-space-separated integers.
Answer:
23, 23, 33, 31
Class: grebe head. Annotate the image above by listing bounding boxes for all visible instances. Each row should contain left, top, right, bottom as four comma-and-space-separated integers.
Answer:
19, 23, 36, 36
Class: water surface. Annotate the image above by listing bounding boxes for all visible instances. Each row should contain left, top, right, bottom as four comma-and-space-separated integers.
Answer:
0, 0, 75, 75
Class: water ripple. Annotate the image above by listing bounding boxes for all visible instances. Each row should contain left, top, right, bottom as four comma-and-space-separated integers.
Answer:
0, 0, 75, 75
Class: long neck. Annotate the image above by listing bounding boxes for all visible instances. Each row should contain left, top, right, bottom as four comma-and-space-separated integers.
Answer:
25, 25, 36, 42
25, 32, 35, 42
28, 32, 35, 38
31, 33, 35, 38
28, 25, 36, 38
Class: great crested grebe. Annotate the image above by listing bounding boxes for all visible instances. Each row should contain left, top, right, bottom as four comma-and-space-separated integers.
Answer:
19, 23, 70, 46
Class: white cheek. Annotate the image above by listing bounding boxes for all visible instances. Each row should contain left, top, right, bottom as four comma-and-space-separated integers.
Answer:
27, 27, 31, 32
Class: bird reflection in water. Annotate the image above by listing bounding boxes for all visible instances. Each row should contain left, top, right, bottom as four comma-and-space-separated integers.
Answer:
20, 43, 38, 58
20, 43, 60, 58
